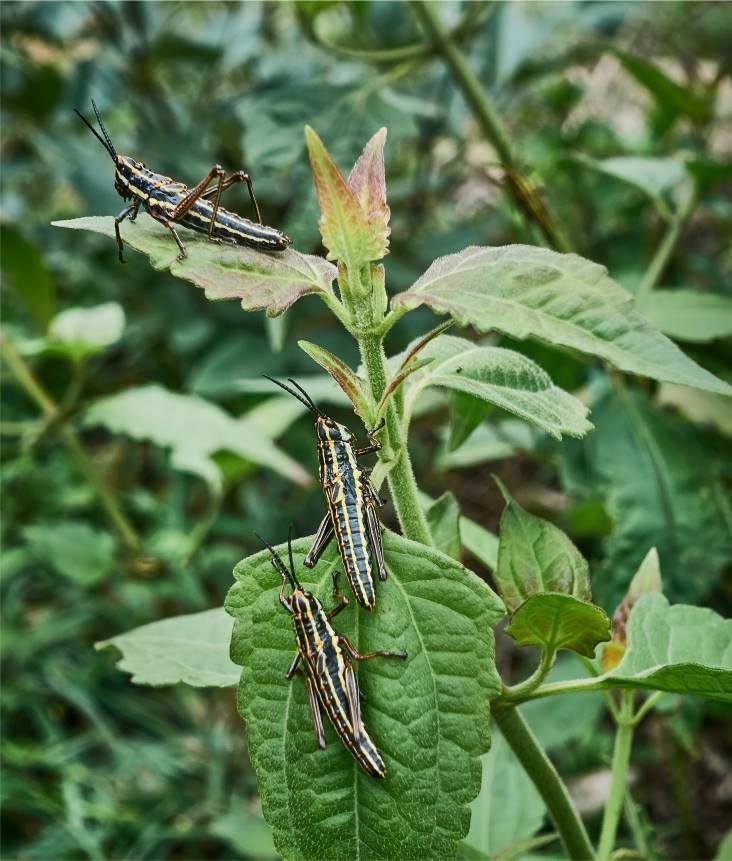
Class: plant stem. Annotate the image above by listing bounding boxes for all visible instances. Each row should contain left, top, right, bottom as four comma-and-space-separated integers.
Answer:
358, 330, 433, 546
409, 0, 570, 252
492, 705, 595, 860
597, 691, 635, 860
636, 182, 697, 299
0, 332, 141, 553
501, 647, 556, 702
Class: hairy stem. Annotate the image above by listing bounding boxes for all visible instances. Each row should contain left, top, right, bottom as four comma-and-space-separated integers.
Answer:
597, 691, 635, 859
493, 705, 595, 860
0, 332, 141, 553
409, 0, 570, 252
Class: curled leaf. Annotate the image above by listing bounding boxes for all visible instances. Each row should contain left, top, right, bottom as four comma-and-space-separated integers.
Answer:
297, 340, 372, 423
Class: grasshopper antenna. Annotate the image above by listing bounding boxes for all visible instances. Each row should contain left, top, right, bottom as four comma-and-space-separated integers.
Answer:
262, 375, 321, 416
74, 104, 116, 161
255, 532, 300, 590
91, 99, 117, 160
287, 378, 322, 415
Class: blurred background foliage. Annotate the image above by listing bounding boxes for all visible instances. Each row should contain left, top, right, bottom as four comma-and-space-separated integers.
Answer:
1, 1, 730, 859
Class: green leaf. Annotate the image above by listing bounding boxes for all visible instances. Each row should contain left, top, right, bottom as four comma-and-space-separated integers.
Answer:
347, 127, 390, 260
506, 594, 611, 658
447, 392, 491, 452
23, 522, 116, 585
716, 829, 732, 861
636, 289, 732, 343
658, 383, 732, 438
602, 594, 732, 701
53, 215, 337, 318
405, 334, 592, 440
495, 481, 590, 613
97, 607, 239, 687
210, 807, 277, 859
439, 421, 534, 471
84, 384, 310, 491
46, 302, 125, 360
305, 126, 383, 264
419, 491, 499, 571
225, 531, 505, 861
0, 223, 55, 328
464, 730, 545, 859
425, 491, 461, 560
392, 246, 732, 396
298, 340, 372, 423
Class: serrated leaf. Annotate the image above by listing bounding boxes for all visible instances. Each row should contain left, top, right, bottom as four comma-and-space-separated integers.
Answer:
637, 289, 732, 343
225, 531, 505, 861
495, 481, 591, 613
305, 126, 383, 264
53, 215, 337, 318
392, 246, 732, 396
506, 594, 611, 658
405, 334, 592, 440
347, 127, 390, 259
297, 340, 372, 422
47, 302, 125, 359
84, 384, 309, 491
425, 491, 461, 560
24, 522, 116, 585
97, 607, 239, 687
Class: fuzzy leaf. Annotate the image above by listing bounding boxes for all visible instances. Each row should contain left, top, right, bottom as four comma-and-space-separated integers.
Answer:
225, 531, 504, 861
425, 491, 461, 560
297, 340, 372, 422
506, 594, 611, 658
305, 126, 383, 264
97, 608, 239, 687
637, 289, 732, 343
495, 481, 591, 613
84, 384, 309, 490
392, 246, 732, 396
347, 127, 390, 259
53, 215, 336, 318
405, 334, 592, 440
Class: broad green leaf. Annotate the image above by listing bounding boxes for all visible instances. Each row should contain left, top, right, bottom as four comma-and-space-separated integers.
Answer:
210, 808, 277, 859
47, 302, 125, 360
1, 223, 55, 328
419, 491, 499, 571
439, 421, 534, 471
225, 531, 505, 861
347, 127, 390, 260
405, 335, 592, 440
657, 383, 732, 438
506, 594, 611, 658
298, 340, 372, 422
560, 385, 732, 606
495, 481, 590, 613
97, 607, 239, 687
636, 289, 732, 343
53, 215, 337, 318
84, 384, 309, 491
425, 491, 461, 560
305, 126, 383, 264
392, 246, 732, 396
603, 594, 732, 701
447, 392, 491, 452
23, 522, 116, 585
464, 730, 545, 859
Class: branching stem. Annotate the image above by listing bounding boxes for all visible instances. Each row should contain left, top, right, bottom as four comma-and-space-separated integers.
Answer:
597, 691, 635, 859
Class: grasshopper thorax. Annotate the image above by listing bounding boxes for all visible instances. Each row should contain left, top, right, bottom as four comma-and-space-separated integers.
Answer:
114, 155, 145, 200
315, 415, 353, 443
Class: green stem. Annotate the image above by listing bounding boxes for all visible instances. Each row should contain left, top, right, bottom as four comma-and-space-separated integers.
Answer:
492, 706, 595, 860
409, 0, 570, 252
358, 330, 433, 546
0, 332, 141, 553
500, 647, 556, 702
597, 691, 635, 860
632, 690, 666, 726
636, 182, 697, 299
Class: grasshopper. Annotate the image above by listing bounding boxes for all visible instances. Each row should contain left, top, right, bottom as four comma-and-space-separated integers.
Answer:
75, 100, 290, 262
259, 532, 406, 778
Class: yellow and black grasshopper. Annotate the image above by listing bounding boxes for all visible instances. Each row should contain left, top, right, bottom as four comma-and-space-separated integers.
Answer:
264, 377, 387, 611
258, 532, 406, 778
75, 100, 291, 263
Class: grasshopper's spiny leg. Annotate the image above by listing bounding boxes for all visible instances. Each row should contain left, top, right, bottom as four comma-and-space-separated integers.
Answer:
202, 170, 262, 224
114, 202, 140, 263
305, 675, 327, 749
365, 501, 387, 581
339, 635, 407, 662
344, 662, 364, 745
355, 418, 386, 457
304, 513, 335, 569
147, 207, 187, 261
327, 569, 349, 619
171, 164, 224, 224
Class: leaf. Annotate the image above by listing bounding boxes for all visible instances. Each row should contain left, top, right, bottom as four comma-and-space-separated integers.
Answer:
392, 246, 732, 397
657, 383, 732, 438
225, 531, 505, 861
0, 223, 55, 328
298, 340, 372, 422
494, 480, 591, 613
23, 522, 116, 585
84, 384, 310, 491
305, 126, 383, 264
419, 491, 499, 571
506, 594, 611, 658
209, 808, 277, 859
439, 421, 534, 471
405, 334, 592, 440
716, 829, 732, 861
47, 302, 125, 359
97, 607, 239, 687
347, 127, 390, 260
447, 392, 491, 452
636, 289, 732, 343
602, 594, 732, 701
464, 730, 545, 859
425, 491, 461, 560
53, 216, 337, 318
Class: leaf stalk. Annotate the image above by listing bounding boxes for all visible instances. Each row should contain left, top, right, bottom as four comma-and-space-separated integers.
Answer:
597, 691, 636, 859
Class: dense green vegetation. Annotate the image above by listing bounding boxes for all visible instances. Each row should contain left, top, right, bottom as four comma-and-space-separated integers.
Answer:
2, 3, 731, 860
